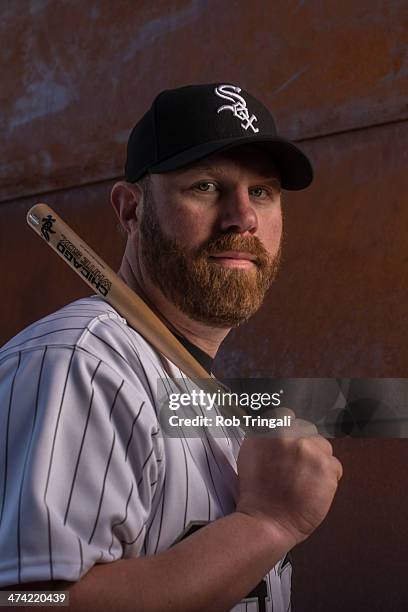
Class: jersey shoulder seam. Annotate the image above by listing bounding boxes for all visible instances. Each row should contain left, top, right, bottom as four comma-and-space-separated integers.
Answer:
0, 342, 133, 389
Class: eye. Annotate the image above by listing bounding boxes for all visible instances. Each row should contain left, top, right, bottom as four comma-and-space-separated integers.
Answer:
194, 182, 217, 192
250, 186, 269, 198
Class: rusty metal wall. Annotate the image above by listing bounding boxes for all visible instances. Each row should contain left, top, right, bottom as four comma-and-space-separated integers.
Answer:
1, 1, 408, 609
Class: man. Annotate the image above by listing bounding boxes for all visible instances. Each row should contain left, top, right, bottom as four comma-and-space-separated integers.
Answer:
0, 83, 342, 611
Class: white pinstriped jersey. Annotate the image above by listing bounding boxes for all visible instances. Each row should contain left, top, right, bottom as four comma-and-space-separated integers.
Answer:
0, 295, 292, 611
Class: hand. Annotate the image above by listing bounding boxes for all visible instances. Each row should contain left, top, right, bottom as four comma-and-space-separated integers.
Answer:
236, 408, 343, 548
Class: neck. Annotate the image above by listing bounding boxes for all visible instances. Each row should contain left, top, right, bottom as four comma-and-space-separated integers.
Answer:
118, 254, 230, 359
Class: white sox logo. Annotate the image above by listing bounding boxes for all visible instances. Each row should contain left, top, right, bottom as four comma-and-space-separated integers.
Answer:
214, 85, 259, 133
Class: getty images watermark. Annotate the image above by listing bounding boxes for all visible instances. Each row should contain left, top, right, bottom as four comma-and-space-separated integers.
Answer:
167, 388, 291, 429
157, 378, 408, 439
157, 379, 293, 437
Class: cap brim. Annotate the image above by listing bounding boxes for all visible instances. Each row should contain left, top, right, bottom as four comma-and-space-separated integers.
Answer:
149, 136, 313, 191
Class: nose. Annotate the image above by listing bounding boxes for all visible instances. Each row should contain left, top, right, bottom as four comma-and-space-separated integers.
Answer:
218, 187, 258, 234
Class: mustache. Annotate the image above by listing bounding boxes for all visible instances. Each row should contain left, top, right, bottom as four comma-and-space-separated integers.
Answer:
195, 233, 271, 265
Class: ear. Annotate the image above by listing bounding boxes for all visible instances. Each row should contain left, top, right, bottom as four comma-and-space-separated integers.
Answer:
111, 181, 143, 234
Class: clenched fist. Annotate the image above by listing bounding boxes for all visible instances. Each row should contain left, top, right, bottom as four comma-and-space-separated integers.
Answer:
236, 408, 343, 549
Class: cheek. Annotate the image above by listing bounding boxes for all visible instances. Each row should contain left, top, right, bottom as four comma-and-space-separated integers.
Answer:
161, 202, 216, 247
259, 211, 283, 254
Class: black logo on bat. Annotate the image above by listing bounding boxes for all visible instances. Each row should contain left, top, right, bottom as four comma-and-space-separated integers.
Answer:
41, 215, 56, 242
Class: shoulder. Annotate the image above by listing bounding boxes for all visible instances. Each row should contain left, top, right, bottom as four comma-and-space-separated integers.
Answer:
0, 295, 118, 358
0, 295, 164, 380
0, 295, 166, 460
0, 295, 174, 429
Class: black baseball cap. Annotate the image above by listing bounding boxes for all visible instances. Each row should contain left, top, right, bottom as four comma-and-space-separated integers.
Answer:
125, 83, 313, 191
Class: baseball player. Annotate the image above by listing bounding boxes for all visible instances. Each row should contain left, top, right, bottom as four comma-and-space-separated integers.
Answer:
0, 83, 342, 611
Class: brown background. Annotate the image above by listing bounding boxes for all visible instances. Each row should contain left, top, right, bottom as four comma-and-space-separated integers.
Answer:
1, 1, 408, 610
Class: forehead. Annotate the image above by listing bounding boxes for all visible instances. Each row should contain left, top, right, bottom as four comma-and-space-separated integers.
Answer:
164, 144, 280, 182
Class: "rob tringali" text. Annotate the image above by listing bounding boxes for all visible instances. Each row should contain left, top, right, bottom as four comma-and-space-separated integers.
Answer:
221, 415, 292, 429
168, 414, 292, 429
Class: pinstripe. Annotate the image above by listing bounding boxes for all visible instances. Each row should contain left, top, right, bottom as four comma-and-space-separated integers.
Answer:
157, 366, 206, 534
200, 436, 226, 513
0, 343, 108, 370
137, 447, 155, 488
180, 433, 189, 528
109, 380, 124, 420
151, 363, 178, 415
109, 482, 134, 556
178, 367, 232, 439
2, 329, 86, 352
125, 401, 145, 461
17, 347, 47, 582
178, 376, 227, 512
0, 351, 21, 526
60, 303, 109, 315
43, 346, 77, 579
45, 505, 53, 580
153, 475, 166, 554
64, 361, 102, 524
88, 431, 116, 544
136, 363, 158, 415
62, 308, 108, 314
78, 537, 83, 580
110, 319, 157, 408
267, 572, 273, 612
82, 328, 131, 367
183, 433, 212, 521
160, 375, 213, 522
143, 471, 166, 554
120, 518, 147, 547
185, 370, 244, 447
159, 376, 212, 521
21, 314, 100, 332
110, 319, 143, 359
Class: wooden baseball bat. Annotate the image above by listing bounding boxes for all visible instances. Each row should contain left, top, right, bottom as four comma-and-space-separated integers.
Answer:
26, 203, 247, 422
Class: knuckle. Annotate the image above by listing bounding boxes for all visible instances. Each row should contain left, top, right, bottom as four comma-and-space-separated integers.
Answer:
317, 436, 334, 454
297, 437, 313, 456
334, 457, 343, 479
275, 406, 296, 419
